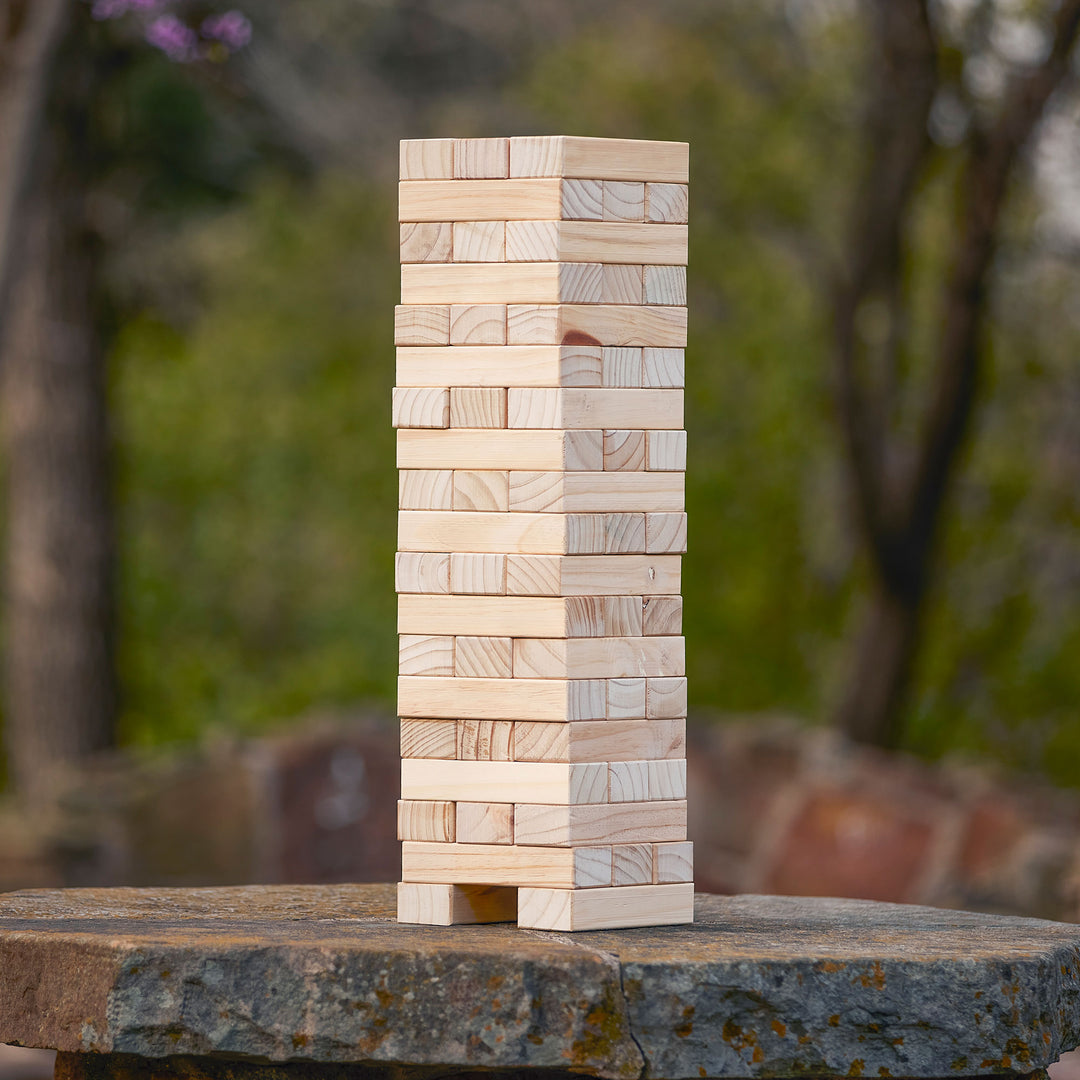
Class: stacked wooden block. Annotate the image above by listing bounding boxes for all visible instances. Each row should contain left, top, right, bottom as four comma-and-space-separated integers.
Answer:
393, 135, 693, 931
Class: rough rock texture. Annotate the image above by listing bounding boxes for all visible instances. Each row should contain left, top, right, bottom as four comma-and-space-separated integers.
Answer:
0, 886, 1078, 1080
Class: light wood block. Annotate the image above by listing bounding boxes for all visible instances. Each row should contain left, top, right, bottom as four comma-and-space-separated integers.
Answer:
603, 181, 645, 222
643, 347, 684, 388
604, 429, 646, 471
399, 595, 639, 638
455, 636, 512, 678
450, 388, 507, 428
647, 676, 687, 719
398, 676, 608, 723
454, 137, 509, 179
654, 841, 694, 883
646, 512, 688, 553
643, 265, 687, 306
402, 841, 612, 888
602, 513, 647, 555
452, 220, 505, 262
400, 222, 453, 263
613, 844, 653, 886
507, 472, 684, 514
646, 183, 689, 224
457, 719, 514, 761
513, 718, 685, 764
642, 595, 683, 636
400, 718, 457, 759
396, 882, 517, 926
392, 387, 449, 429
512, 636, 684, 679
508, 136, 690, 183
395, 552, 451, 594
517, 883, 694, 931
401, 760, 608, 806
449, 553, 506, 594
399, 470, 453, 511
401, 179, 563, 222
602, 347, 643, 388
507, 305, 687, 348
561, 178, 604, 220
457, 802, 514, 844
609, 760, 650, 803
397, 429, 602, 471
397, 345, 602, 388
608, 678, 647, 719
504, 222, 687, 265
402, 263, 603, 305
603, 264, 643, 304
452, 471, 508, 512
400, 139, 455, 181
395, 305, 450, 345
648, 759, 688, 800
505, 554, 680, 596
513, 800, 687, 846
646, 430, 686, 471
506, 389, 683, 430
399, 634, 454, 676
449, 305, 506, 345
397, 799, 455, 842
399, 512, 579, 556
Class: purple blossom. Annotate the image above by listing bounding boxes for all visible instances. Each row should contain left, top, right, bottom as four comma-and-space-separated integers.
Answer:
145, 13, 198, 60
201, 10, 252, 51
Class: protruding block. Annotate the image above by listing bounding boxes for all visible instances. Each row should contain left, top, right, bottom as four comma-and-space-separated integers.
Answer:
399, 139, 455, 180
517, 882, 694, 931
449, 552, 506, 594
395, 304, 450, 345
457, 802, 514, 844
396, 881, 516, 926
400, 718, 457, 759
513, 718, 685, 764
395, 551, 451, 594
513, 800, 687, 846
398, 634, 454, 676
400, 760, 608, 806
402, 841, 613, 888
397, 799, 456, 842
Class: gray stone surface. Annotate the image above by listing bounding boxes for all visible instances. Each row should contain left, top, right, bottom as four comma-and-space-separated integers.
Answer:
0, 885, 1078, 1079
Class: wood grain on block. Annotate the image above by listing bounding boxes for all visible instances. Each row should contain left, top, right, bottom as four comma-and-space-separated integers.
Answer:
505, 554, 681, 597
395, 305, 450, 346
454, 137, 509, 179
392, 387, 450, 429
398, 344, 602, 388
508, 471, 684, 514
643, 265, 687, 306
603, 181, 646, 222
395, 551, 451, 594
646, 183, 689, 224
456, 802, 514, 844
454, 635, 513, 679
642, 595, 683, 636
513, 718, 685, 765
399, 594, 635, 637
398, 511, 569, 556
398, 676, 607, 723
604, 429, 646, 471
506, 388, 683, 430
452, 470, 508, 512
508, 136, 689, 183
398, 429, 603, 471
647, 676, 688, 719
512, 800, 687, 846
449, 553, 506, 594
457, 719, 514, 761
654, 841, 694, 883
602, 512, 647, 554
400, 760, 608, 806
603, 264, 644, 304
507, 305, 686, 348
450, 388, 507, 428
613, 843, 654, 886
400, 222, 453, 263
396, 882, 517, 926
602, 347, 643, 388
399, 470, 453, 511
399, 139, 455, 181
401, 841, 612, 888
449, 305, 506, 345
648, 758, 688, 800
401, 263, 604, 305
517, 882, 694, 931
646, 430, 687, 471
561, 178, 604, 220
643, 347, 684, 388
609, 760, 650, 803
504, 221, 688, 265
401, 179, 564, 222
400, 718, 458, 759
513, 636, 684, 679
607, 677, 647, 719
646, 511, 688, 554
452, 220, 505, 262
399, 634, 454, 676
397, 799, 455, 843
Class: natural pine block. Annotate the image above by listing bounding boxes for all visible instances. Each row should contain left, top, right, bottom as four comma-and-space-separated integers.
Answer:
395, 304, 450, 345
400, 718, 457, 759
401, 511, 622, 556
561, 178, 604, 220
654, 841, 694, 883
505, 554, 680, 597
399, 634, 455, 676
609, 761, 650, 803
648, 759, 688, 800
392, 387, 449, 429
504, 222, 687, 265
397, 345, 602, 388
603, 513, 647, 554
457, 719, 514, 761
506, 389, 683, 430
506, 305, 687, 348
647, 676, 688, 719
396, 882, 516, 926
399, 470, 453, 510
643, 347, 684, 388
449, 305, 506, 345
454, 137, 510, 179
456, 802, 514, 844
647, 430, 687, 472
603, 181, 646, 222
450, 388, 507, 428
646, 512, 688, 554
608, 678, 647, 720
400, 760, 608, 806
508, 136, 689, 183
613, 844, 653, 886
400, 138, 455, 180
507, 472, 684, 514
402, 841, 612, 888
395, 552, 451, 594
513, 800, 687, 846
603, 264, 644, 304
512, 636, 684, 679
397, 429, 602, 471
452, 471, 509, 512
517, 883, 694, 931
397, 799, 456, 842
602, 347, 643, 388
400, 222, 453, 263
642, 595, 683, 636
449, 553, 506, 594
452, 220, 505, 262
604, 429, 646, 471
397, 676, 607, 723
646, 183, 689, 224
400, 179, 565, 222
455, 636, 513, 679
399, 595, 635, 638
401, 263, 603, 305
643, 265, 687, 306
513, 718, 685, 765
597, 595, 643, 636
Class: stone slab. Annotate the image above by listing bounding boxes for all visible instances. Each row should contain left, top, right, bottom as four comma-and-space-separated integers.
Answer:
0, 885, 1077, 1080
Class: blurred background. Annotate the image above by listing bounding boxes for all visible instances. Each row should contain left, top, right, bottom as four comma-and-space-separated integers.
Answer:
3, 0, 1080, 943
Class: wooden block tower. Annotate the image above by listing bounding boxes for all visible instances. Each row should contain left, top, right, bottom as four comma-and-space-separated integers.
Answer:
393, 135, 693, 931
